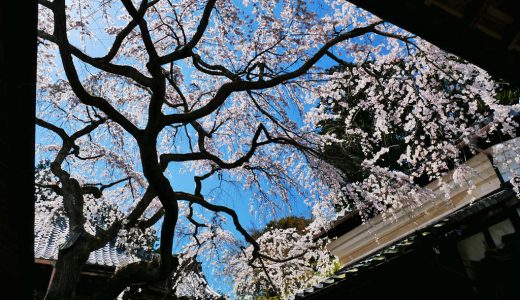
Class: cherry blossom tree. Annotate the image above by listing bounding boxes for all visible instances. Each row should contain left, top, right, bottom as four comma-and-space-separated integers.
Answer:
311, 40, 520, 220
36, 0, 520, 299
224, 27, 520, 300
225, 222, 338, 299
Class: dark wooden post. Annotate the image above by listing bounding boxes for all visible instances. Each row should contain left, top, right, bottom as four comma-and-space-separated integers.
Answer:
0, 1, 37, 298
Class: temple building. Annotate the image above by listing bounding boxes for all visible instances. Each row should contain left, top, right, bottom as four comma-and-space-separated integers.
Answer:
297, 137, 520, 299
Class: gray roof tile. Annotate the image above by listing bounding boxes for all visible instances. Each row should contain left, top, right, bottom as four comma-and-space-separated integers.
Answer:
34, 216, 134, 267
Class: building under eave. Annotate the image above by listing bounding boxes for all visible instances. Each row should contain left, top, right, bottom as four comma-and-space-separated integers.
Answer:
297, 138, 520, 299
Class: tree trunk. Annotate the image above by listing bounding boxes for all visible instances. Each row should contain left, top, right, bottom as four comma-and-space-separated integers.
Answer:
93, 261, 162, 300
93, 256, 178, 300
44, 237, 91, 300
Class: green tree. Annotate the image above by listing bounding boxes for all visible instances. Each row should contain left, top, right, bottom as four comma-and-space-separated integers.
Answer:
250, 216, 311, 240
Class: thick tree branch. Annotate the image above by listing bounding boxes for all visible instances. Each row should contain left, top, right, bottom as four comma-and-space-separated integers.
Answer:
61, 178, 87, 233
38, 0, 55, 10
124, 188, 157, 228
37, 30, 153, 87
176, 192, 307, 265
372, 28, 416, 46
50, 0, 142, 138
191, 52, 237, 79
160, 124, 269, 170
194, 168, 218, 196
121, 0, 160, 65
92, 258, 178, 300
36, 183, 62, 196
36, 117, 69, 141
36, 117, 106, 168
325, 51, 357, 68
102, 0, 160, 62
84, 176, 131, 193
175, 192, 259, 251
70, 118, 107, 140
138, 139, 179, 269
162, 22, 383, 126
93, 187, 158, 248
158, 0, 217, 64
137, 208, 164, 230
160, 123, 319, 173
119, 0, 167, 131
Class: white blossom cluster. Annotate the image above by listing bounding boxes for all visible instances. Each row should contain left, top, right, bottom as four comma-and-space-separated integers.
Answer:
310, 39, 520, 219
224, 228, 337, 300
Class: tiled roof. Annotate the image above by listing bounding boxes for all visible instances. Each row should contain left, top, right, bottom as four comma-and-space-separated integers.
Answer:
34, 216, 135, 267
295, 234, 417, 299
35, 215, 223, 298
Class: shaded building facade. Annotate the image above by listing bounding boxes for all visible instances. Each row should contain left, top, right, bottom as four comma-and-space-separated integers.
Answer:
298, 138, 520, 299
